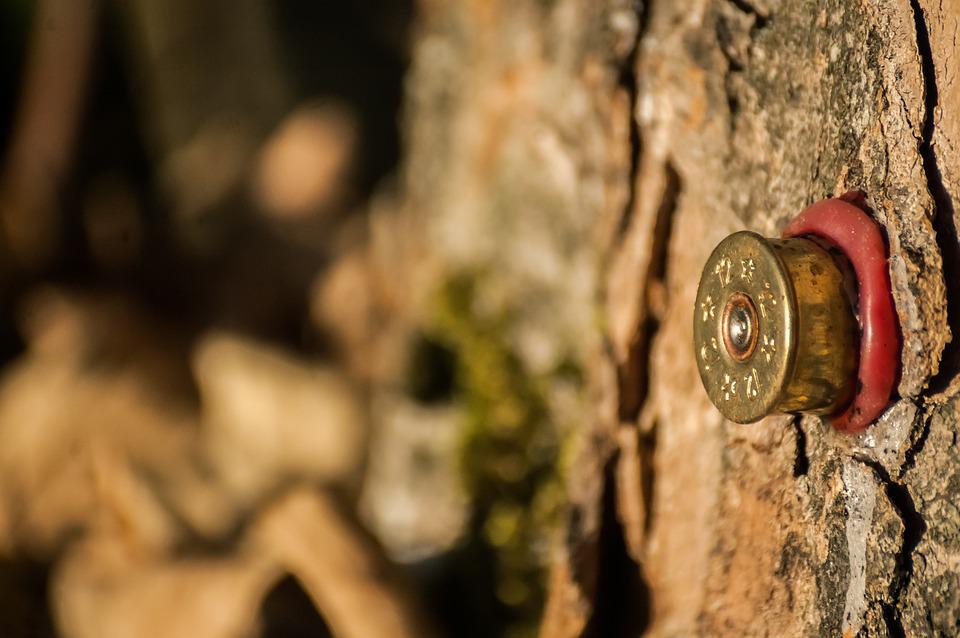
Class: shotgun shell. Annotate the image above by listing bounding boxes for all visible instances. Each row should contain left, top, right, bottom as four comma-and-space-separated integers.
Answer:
694, 230, 858, 424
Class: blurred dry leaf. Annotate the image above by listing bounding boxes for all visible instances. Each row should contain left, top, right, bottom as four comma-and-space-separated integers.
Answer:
54, 536, 276, 638
0, 289, 196, 556
193, 333, 367, 504
254, 103, 357, 219
253, 487, 436, 638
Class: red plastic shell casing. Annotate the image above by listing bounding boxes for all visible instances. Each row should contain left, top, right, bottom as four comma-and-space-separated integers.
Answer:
782, 192, 901, 433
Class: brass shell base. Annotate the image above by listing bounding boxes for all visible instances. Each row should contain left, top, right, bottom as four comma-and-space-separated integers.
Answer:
694, 231, 858, 424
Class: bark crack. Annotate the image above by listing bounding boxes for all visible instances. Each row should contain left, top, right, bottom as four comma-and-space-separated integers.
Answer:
617, 163, 680, 421
900, 405, 933, 479
608, 0, 678, 581
853, 455, 926, 637
726, 0, 769, 28
909, 0, 960, 392
858, 6, 959, 631
587, 4, 660, 635
791, 417, 809, 478
583, 454, 650, 637
614, 0, 652, 239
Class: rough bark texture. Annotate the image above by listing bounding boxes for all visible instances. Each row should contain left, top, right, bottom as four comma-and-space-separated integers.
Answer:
396, 0, 960, 635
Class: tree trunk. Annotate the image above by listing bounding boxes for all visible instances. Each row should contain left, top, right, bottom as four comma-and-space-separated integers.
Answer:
399, 0, 960, 635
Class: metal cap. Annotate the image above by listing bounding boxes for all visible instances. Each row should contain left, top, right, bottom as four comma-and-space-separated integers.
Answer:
693, 231, 858, 423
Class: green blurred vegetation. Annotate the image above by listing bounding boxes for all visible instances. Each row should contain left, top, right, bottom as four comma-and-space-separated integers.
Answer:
430, 272, 570, 638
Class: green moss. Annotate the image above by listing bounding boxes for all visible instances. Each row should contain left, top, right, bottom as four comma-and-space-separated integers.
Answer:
429, 272, 570, 638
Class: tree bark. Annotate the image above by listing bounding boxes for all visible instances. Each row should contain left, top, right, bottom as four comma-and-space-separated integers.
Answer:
398, 0, 960, 635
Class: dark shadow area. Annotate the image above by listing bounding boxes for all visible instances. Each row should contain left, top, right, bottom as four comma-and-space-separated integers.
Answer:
406, 332, 458, 403
259, 575, 333, 638
583, 455, 650, 638
0, 2, 31, 151
0, 559, 55, 638
406, 540, 507, 638
273, 0, 414, 198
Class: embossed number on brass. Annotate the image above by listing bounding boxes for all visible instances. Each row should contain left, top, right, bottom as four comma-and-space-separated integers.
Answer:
744, 368, 760, 400
714, 256, 733, 287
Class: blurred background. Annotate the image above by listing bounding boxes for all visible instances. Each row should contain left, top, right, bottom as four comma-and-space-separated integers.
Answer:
14, 0, 950, 636
0, 1, 639, 637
